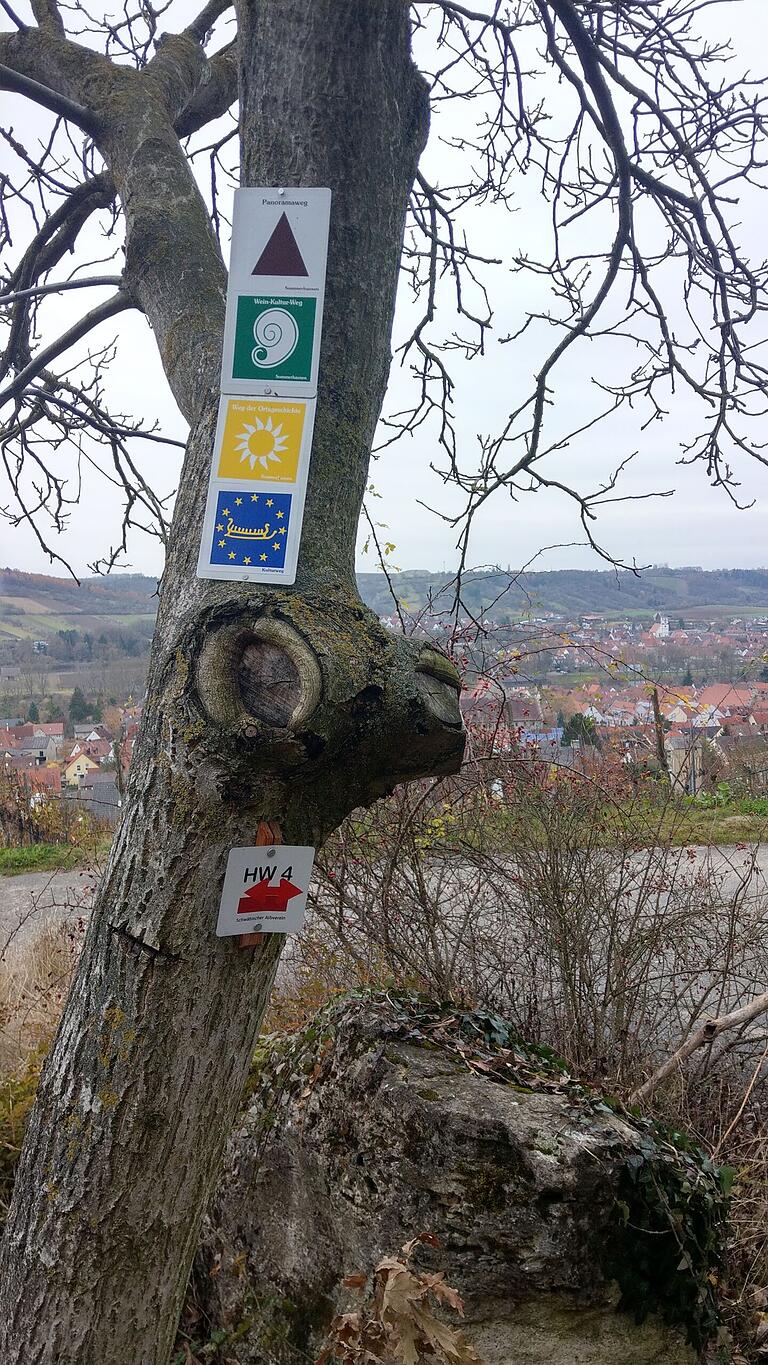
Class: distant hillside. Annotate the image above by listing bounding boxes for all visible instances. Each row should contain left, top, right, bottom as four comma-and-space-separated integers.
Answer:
1, 565, 767, 643
357, 567, 768, 620
0, 569, 158, 642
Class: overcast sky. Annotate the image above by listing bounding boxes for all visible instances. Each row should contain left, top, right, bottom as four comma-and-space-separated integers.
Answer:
2, 0, 768, 581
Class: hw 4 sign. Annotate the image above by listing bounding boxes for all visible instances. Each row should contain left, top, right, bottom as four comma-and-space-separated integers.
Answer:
216, 844, 315, 937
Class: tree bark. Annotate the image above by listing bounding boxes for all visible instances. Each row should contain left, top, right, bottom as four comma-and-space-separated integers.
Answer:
0, 5, 463, 1362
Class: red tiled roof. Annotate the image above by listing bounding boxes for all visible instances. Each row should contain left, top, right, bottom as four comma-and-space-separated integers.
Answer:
22, 766, 62, 794
696, 685, 755, 709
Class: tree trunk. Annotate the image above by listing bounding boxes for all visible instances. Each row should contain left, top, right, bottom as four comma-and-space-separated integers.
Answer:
651, 686, 671, 783
0, 5, 463, 1361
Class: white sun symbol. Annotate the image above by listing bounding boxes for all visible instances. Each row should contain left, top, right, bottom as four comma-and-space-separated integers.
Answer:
235, 417, 289, 471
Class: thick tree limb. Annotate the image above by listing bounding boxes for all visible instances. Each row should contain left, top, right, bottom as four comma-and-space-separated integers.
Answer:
0, 63, 98, 133
29, 0, 65, 34
174, 41, 237, 138
0, 24, 229, 420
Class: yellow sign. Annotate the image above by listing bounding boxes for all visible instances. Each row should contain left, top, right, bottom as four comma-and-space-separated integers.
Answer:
216, 397, 306, 482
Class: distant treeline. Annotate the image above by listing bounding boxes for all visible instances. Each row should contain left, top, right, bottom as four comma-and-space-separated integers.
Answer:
2, 565, 768, 630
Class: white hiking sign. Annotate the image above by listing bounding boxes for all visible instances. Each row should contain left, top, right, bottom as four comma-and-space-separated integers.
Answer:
216, 844, 315, 937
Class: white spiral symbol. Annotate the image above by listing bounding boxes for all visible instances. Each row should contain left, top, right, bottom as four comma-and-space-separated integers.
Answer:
251, 308, 299, 369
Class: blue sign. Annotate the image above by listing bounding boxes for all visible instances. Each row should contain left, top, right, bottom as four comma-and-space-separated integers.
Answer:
206, 489, 292, 571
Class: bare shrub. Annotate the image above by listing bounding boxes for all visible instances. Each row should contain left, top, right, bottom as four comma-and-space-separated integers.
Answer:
4, 729, 768, 1351
288, 756, 767, 1085
0, 768, 111, 849
0, 915, 84, 1232
0, 769, 48, 848
269, 745, 768, 1355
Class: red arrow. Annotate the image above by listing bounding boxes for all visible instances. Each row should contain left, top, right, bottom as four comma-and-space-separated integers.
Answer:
237, 876, 302, 915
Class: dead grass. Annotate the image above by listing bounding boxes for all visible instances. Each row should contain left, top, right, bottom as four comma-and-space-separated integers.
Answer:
0, 919, 83, 1228
0, 919, 82, 1075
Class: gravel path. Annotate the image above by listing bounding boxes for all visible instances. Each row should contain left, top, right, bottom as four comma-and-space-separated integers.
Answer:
0, 844, 765, 954
0, 868, 97, 952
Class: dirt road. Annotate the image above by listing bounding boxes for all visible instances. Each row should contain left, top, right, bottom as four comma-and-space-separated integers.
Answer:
0, 868, 97, 951
1, 845, 765, 952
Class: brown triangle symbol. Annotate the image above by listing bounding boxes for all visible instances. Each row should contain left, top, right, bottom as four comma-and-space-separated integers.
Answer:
252, 213, 308, 276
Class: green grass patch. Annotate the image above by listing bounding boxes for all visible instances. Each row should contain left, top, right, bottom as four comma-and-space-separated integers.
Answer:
402, 797, 768, 855
0, 621, 32, 640
657, 805, 768, 847
0, 839, 111, 875
544, 669, 609, 686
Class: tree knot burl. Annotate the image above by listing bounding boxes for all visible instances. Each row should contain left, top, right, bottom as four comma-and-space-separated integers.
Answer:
197, 615, 322, 733
186, 597, 465, 816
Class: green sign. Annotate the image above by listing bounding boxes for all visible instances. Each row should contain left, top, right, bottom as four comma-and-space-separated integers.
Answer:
232, 295, 316, 384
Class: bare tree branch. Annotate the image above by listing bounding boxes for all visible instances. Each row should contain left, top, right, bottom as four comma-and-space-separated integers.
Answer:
1, 0, 767, 579
396, 0, 768, 594
174, 41, 238, 139
0, 291, 134, 408
0, 274, 122, 306
632, 989, 768, 1106
184, 0, 233, 43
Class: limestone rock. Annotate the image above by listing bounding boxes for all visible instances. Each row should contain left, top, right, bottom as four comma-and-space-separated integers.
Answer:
193, 997, 724, 1365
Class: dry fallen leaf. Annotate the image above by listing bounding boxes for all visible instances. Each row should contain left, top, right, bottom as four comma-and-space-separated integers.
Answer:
318, 1235, 484, 1365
